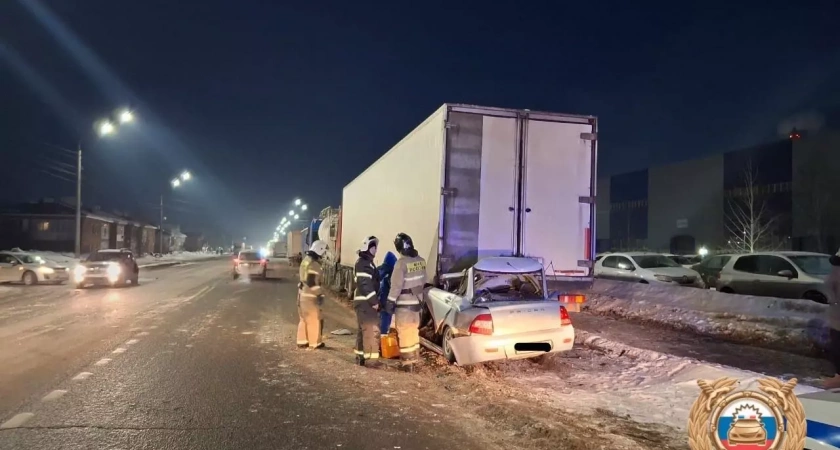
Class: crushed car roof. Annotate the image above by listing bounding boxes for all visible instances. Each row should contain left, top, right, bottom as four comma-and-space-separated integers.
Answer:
474, 257, 543, 273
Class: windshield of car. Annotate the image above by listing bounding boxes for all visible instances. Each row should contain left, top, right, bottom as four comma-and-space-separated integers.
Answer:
631, 255, 681, 269
787, 255, 832, 275
473, 269, 544, 301
13, 254, 38, 264
239, 252, 261, 261
87, 252, 124, 262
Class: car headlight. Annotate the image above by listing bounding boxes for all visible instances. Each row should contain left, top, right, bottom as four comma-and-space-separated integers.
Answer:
654, 274, 672, 282
106, 264, 122, 277
39, 267, 55, 274
74, 266, 87, 277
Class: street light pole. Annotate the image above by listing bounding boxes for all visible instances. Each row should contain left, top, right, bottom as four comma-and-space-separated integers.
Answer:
75, 142, 82, 257
159, 194, 164, 254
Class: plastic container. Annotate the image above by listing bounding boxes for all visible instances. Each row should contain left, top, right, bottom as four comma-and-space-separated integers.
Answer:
380, 331, 400, 359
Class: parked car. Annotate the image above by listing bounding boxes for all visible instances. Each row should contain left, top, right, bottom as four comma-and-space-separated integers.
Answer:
421, 257, 575, 366
73, 249, 140, 288
798, 389, 840, 450
0, 251, 70, 285
232, 250, 266, 279
695, 251, 832, 303
594, 252, 702, 286
665, 253, 703, 268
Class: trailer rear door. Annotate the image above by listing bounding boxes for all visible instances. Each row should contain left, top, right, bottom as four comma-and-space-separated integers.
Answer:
520, 118, 596, 278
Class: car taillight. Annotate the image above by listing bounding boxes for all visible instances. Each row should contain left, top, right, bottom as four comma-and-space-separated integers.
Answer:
560, 306, 572, 326
558, 294, 585, 304
468, 314, 493, 335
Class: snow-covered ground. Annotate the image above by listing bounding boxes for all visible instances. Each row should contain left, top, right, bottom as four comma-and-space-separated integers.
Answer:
4, 248, 220, 268
491, 330, 823, 432
584, 279, 830, 353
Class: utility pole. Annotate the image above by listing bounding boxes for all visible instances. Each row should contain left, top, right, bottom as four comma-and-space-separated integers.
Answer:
159, 194, 164, 254
75, 142, 82, 257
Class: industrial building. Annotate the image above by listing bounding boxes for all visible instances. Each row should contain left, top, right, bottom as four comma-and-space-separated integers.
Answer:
596, 129, 840, 254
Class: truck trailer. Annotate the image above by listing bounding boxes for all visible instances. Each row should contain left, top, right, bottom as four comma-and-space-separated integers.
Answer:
337, 103, 597, 298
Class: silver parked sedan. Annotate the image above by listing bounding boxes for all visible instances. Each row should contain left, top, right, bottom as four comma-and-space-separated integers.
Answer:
594, 252, 702, 287
421, 257, 575, 366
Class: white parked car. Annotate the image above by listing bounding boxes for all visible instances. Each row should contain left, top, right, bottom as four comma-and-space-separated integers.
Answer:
798, 389, 840, 449
594, 252, 702, 287
0, 251, 70, 285
421, 257, 575, 366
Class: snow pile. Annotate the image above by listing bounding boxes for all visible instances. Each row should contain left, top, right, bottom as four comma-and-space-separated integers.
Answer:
498, 330, 823, 432
4, 248, 218, 268
584, 279, 830, 353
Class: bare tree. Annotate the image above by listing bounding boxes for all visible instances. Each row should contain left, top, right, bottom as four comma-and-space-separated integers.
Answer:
725, 160, 779, 253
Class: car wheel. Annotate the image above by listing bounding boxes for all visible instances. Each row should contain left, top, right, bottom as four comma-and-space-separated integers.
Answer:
22, 271, 38, 286
638, 279, 649, 284
441, 326, 457, 364
233, 272, 239, 280
802, 291, 827, 304
719, 287, 735, 294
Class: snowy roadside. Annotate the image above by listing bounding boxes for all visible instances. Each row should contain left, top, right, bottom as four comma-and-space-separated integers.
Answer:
490, 329, 823, 433
5, 248, 222, 269
584, 279, 830, 354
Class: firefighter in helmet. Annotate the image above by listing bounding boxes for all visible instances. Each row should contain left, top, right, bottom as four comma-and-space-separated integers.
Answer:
385, 232, 426, 370
296, 240, 328, 349
353, 236, 381, 366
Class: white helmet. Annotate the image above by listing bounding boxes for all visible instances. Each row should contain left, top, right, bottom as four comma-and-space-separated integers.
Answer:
358, 235, 379, 253
309, 240, 328, 257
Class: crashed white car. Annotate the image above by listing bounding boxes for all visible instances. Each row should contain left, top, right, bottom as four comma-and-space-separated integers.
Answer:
799, 389, 840, 450
421, 257, 575, 366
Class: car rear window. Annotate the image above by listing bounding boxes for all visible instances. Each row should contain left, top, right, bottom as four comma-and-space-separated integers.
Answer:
239, 252, 261, 261
87, 252, 125, 262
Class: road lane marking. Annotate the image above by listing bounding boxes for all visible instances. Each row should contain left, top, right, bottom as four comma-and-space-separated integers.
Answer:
72, 372, 93, 381
126, 339, 139, 345
136, 332, 150, 337
241, 331, 254, 335
42, 390, 67, 402
112, 348, 126, 354
95, 358, 111, 366
1, 413, 34, 429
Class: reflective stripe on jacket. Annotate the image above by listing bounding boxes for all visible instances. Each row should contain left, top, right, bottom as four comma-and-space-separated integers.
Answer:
298, 255, 323, 298
387, 255, 427, 306
353, 254, 380, 307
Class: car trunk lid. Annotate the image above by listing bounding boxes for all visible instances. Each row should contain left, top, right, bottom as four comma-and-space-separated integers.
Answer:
472, 300, 561, 335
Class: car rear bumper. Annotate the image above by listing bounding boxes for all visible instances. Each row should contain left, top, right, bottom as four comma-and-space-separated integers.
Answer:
235, 264, 265, 276
41, 271, 69, 282
75, 273, 122, 285
449, 326, 575, 365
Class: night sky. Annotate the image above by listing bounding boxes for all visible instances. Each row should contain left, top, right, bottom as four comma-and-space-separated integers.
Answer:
2, 0, 839, 245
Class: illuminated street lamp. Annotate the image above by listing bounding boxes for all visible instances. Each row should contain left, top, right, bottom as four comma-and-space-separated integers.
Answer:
74, 108, 136, 257
294, 199, 302, 206
119, 110, 134, 123
294, 214, 299, 220
98, 121, 115, 136
289, 210, 294, 216
301, 204, 308, 211
159, 170, 193, 253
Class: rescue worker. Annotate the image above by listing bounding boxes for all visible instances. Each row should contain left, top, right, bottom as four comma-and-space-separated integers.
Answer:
377, 251, 398, 335
353, 236, 381, 366
385, 233, 427, 370
296, 240, 327, 349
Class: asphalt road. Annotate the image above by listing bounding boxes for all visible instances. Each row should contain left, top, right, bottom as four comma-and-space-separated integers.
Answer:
0, 260, 498, 450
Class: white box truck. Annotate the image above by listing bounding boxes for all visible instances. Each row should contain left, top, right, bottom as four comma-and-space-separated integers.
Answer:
337, 103, 597, 300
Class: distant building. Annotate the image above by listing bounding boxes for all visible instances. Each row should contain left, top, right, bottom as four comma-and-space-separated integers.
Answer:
596, 129, 840, 254
183, 231, 206, 252
0, 198, 158, 255
162, 224, 187, 253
